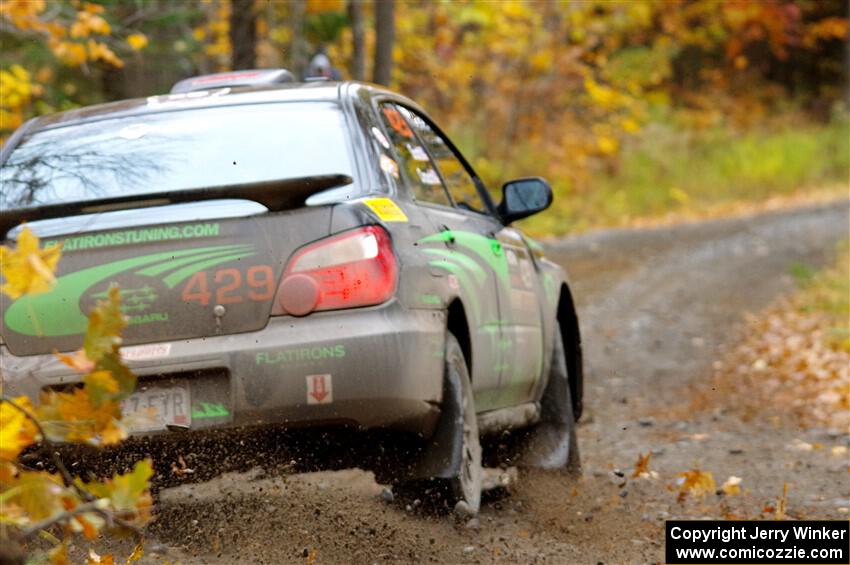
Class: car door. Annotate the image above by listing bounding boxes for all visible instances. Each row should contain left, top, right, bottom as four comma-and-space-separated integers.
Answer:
376, 102, 505, 411
387, 103, 545, 409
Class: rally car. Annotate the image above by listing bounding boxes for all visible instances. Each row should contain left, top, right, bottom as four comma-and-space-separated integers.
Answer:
0, 69, 583, 513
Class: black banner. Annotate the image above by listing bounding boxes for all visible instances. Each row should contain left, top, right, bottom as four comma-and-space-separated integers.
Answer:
666, 520, 849, 564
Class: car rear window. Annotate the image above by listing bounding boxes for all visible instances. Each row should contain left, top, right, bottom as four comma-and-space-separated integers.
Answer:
0, 102, 355, 211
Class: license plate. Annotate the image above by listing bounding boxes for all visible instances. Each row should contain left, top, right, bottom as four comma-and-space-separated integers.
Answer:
121, 385, 191, 433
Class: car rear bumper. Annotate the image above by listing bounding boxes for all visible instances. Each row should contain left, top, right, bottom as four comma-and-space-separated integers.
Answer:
0, 301, 446, 438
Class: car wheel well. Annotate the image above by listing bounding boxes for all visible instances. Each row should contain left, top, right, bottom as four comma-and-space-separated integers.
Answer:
447, 299, 472, 379
557, 284, 583, 420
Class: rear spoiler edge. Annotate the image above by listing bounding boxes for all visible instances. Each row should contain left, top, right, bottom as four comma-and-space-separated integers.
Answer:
0, 174, 353, 238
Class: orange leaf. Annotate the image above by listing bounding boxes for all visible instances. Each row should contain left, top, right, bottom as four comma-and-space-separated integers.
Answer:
631, 451, 652, 478
56, 348, 95, 374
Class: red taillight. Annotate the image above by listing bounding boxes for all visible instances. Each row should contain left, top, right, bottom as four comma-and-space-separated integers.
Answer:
272, 226, 397, 316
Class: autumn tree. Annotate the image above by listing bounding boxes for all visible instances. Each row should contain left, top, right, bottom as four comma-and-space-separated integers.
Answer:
230, 0, 257, 69
0, 0, 148, 140
348, 0, 366, 80
373, 0, 395, 85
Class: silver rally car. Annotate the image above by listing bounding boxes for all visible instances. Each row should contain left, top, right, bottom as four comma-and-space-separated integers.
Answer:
0, 69, 583, 513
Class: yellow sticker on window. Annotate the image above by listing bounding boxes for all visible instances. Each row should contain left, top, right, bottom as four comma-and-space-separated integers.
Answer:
363, 198, 408, 222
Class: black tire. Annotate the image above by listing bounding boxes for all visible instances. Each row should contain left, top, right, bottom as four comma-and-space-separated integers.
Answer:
546, 324, 581, 473
498, 323, 580, 473
396, 331, 482, 514
442, 331, 482, 513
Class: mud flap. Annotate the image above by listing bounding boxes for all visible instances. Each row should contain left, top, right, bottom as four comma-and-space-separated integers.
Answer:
518, 325, 581, 472
404, 367, 464, 481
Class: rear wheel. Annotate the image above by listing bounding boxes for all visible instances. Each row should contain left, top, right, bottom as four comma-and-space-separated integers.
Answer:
445, 331, 482, 512
396, 331, 482, 514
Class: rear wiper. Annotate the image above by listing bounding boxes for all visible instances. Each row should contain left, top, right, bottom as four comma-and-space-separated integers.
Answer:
0, 174, 352, 236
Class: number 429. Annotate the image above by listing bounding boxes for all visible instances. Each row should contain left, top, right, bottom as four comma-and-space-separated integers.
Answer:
181, 265, 275, 306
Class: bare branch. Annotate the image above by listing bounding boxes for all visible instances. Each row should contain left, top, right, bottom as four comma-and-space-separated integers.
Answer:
18, 501, 140, 541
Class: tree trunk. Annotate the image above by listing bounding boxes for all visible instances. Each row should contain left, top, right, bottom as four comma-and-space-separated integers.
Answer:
289, 0, 307, 78
348, 0, 366, 80
230, 0, 257, 70
373, 0, 395, 85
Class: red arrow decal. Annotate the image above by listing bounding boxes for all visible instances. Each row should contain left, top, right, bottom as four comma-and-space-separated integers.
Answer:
307, 374, 332, 404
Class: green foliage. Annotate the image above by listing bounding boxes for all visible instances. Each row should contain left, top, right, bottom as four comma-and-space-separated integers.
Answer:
520, 114, 849, 235
789, 262, 818, 285
798, 240, 850, 320
2, 0, 848, 234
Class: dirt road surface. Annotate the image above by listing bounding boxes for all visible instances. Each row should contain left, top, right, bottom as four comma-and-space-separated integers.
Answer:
96, 200, 849, 564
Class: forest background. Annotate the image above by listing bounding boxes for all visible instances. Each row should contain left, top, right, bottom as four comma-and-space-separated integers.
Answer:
1, 0, 848, 235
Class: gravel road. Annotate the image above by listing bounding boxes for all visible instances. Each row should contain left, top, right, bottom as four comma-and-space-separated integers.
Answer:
93, 200, 850, 564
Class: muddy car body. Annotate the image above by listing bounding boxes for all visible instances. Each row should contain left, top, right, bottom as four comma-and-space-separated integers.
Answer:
0, 71, 583, 512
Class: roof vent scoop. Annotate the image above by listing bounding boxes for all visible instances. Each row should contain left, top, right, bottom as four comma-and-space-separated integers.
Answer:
170, 68, 295, 94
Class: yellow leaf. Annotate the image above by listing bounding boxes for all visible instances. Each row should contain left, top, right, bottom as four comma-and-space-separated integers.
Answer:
676, 468, 716, 502
529, 50, 553, 73
9, 64, 29, 82
52, 41, 88, 66
46, 387, 125, 445
621, 117, 641, 134
87, 40, 123, 68
49, 543, 69, 565
83, 2, 105, 14
84, 286, 127, 362
670, 186, 690, 204
84, 370, 120, 405
127, 33, 148, 51
84, 459, 153, 524
596, 135, 618, 155
0, 396, 39, 460
0, 227, 62, 299
14, 469, 66, 521
125, 543, 144, 563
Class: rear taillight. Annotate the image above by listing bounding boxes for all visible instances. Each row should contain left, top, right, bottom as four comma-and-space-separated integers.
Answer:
272, 226, 397, 316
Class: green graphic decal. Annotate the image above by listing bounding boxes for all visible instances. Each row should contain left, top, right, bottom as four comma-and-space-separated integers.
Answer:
418, 293, 441, 306
542, 272, 557, 309
4, 244, 255, 337
192, 402, 230, 419
417, 231, 510, 288
421, 248, 487, 285
162, 251, 253, 288
44, 223, 221, 251
136, 247, 245, 277
417, 230, 519, 382
90, 286, 159, 314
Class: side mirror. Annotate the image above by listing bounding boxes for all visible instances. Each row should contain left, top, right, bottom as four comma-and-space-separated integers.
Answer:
497, 177, 553, 224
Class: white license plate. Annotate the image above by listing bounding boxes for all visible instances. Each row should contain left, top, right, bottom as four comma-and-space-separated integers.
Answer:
121, 385, 191, 433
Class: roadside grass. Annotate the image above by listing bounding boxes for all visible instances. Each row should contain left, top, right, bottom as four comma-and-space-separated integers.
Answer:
794, 241, 850, 351
689, 242, 850, 432
517, 116, 849, 236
